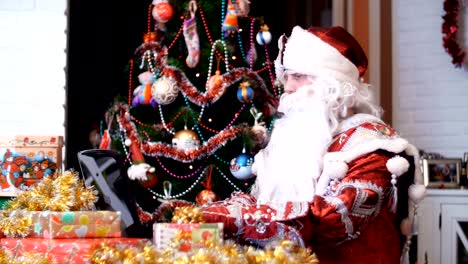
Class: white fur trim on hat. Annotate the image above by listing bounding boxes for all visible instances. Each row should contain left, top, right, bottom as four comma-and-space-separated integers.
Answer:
386, 156, 410, 177
282, 26, 360, 86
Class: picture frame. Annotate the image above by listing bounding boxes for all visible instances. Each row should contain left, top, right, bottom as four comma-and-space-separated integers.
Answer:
422, 158, 462, 188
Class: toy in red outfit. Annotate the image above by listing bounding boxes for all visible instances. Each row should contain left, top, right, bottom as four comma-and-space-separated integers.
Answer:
201, 26, 426, 264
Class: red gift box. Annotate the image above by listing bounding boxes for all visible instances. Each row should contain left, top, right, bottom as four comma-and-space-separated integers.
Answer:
0, 238, 148, 263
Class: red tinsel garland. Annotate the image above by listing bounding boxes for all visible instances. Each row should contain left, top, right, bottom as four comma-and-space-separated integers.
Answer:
117, 104, 250, 163
442, 0, 466, 67
161, 66, 278, 117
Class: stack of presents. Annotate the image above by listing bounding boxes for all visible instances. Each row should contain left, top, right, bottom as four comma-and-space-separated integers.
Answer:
0, 136, 316, 263
0, 136, 225, 263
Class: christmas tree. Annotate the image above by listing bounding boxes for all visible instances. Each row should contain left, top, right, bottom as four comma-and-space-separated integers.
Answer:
102, 0, 280, 218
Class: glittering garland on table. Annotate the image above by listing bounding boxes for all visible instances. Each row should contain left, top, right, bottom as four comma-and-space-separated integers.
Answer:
89, 239, 319, 264
442, 0, 466, 67
0, 170, 98, 238
0, 247, 53, 264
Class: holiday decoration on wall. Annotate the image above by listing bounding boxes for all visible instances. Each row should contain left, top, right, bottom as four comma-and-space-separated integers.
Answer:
101, 0, 280, 217
442, 0, 466, 67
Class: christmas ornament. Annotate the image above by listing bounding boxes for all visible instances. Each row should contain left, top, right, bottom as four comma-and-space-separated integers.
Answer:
151, 76, 179, 105
183, 0, 200, 68
237, 0, 251, 16
118, 109, 249, 163
249, 106, 269, 147
222, 0, 239, 33
196, 189, 218, 206
158, 66, 272, 108
99, 129, 111, 149
237, 81, 254, 103
139, 171, 158, 188
207, 70, 224, 91
132, 71, 157, 107
442, 0, 465, 67
125, 138, 157, 187
152, 0, 174, 23
172, 127, 201, 152
230, 151, 254, 180
256, 24, 272, 45
196, 166, 219, 206
245, 46, 258, 65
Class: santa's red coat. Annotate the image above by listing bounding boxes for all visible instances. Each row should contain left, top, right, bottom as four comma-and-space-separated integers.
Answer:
202, 114, 418, 264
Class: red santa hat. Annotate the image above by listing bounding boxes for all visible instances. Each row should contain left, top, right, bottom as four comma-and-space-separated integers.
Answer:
275, 26, 368, 87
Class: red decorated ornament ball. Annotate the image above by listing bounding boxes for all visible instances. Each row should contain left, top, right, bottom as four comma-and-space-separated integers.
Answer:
152, 1, 174, 23
196, 189, 219, 205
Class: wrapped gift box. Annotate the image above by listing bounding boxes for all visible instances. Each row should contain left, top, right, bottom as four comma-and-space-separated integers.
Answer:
27, 210, 121, 239
153, 223, 223, 252
0, 135, 63, 196
0, 237, 148, 264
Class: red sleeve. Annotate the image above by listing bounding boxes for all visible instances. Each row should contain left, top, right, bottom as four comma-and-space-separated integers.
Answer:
303, 151, 393, 246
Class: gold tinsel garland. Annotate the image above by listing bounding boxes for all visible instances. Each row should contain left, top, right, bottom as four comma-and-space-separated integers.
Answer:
0, 248, 53, 264
171, 205, 203, 224
88, 206, 318, 263
89, 240, 319, 264
0, 170, 98, 238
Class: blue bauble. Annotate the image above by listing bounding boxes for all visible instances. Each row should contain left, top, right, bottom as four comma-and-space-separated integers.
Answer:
237, 86, 254, 103
256, 30, 272, 45
229, 153, 254, 180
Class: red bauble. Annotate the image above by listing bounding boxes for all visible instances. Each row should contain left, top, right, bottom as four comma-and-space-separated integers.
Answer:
140, 171, 158, 188
196, 189, 219, 206
152, 2, 174, 23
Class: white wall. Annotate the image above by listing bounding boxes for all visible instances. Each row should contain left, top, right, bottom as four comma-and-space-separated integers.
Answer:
393, 0, 468, 158
0, 0, 66, 136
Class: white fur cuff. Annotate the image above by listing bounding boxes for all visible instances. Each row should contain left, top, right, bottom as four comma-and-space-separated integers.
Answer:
323, 160, 348, 180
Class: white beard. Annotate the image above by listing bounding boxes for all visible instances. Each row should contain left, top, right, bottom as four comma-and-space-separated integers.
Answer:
251, 84, 332, 206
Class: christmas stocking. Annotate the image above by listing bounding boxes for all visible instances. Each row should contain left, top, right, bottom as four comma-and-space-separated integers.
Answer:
183, 17, 200, 68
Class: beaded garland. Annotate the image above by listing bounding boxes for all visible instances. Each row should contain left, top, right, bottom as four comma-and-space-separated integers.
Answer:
161, 66, 275, 109
146, 164, 242, 200
117, 103, 250, 163
116, 2, 282, 203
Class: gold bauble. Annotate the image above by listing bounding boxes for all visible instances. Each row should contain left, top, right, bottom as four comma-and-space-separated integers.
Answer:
172, 129, 200, 152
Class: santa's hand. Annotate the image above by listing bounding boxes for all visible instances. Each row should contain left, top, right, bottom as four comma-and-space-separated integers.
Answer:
127, 163, 155, 181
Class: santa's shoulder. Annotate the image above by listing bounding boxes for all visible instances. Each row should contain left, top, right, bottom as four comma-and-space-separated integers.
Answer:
327, 114, 413, 163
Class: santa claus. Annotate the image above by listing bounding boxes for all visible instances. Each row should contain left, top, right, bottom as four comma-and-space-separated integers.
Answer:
201, 25, 426, 264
